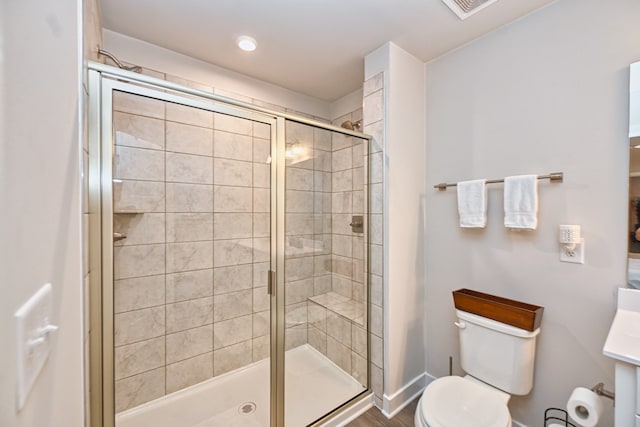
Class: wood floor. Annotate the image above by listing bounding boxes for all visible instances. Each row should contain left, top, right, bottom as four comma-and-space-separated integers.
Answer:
345, 396, 419, 427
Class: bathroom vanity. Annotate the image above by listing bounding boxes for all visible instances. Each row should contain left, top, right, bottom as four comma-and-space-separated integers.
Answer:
603, 288, 640, 427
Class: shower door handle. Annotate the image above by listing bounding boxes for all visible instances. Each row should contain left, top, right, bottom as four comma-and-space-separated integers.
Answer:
267, 270, 276, 296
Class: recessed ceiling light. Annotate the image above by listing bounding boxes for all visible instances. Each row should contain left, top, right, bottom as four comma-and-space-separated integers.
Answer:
237, 36, 257, 52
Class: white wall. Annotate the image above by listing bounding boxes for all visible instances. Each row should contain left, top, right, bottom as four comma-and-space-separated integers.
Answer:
0, 1, 84, 427
424, 0, 640, 424
103, 30, 336, 120
365, 42, 427, 414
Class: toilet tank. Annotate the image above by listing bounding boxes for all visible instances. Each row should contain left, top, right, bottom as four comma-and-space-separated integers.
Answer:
456, 309, 540, 395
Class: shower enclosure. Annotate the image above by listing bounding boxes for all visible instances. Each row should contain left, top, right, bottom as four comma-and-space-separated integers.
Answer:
88, 63, 370, 427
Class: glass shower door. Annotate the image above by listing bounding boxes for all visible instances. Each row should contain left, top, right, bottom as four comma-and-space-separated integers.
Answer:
282, 120, 369, 425
101, 80, 276, 427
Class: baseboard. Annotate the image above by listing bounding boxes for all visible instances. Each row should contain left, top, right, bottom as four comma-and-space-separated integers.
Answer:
381, 372, 433, 418
319, 393, 374, 427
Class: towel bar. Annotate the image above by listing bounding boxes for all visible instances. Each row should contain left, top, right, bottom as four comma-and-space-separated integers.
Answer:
434, 172, 563, 191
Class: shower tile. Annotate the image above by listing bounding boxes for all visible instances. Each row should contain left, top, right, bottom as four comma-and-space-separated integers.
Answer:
253, 122, 271, 139
213, 213, 252, 239
253, 163, 270, 189
252, 335, 270, 362
114, 306, 165, 346
370, 364, 383, 400
213, 186, 252, 213
314, 171, 332, 193
214, 158, 252, 187
363, 89, 383, 125
371, 334, 383, 368
332, 133, 353, 152
253, 263, 270, 287
285, 278, 314, 305
114, 180, 165, 213
332, 256, 353, 278
314, 214, 332, 234
213, 315, 252, 349
332, 235, 352, 258
166, 74, 212, 92
370, 214, 383, 246
166, 241, 213, 273
213, 340, 252, 376
314, 150, 332, 173
370, 152, 383, 184
114, 146, 164, 182
113, 91, 164, 119
114, 244, 165, 280
332, 147, 353, 172
327, 312, 351, 347
332, 170, 353, 193
370, 274, 383, 307
213, 289, 252, 322
166, 269, 213, 303
213, 130, 252, 161
114, 275, 165, 313
285, 256, 314, 281
253, 137, 271, 163
114, 213, 165, 247
286, 168, 314, 191
166, 352, 213, 394
308, 302, 327, 331
327, 336, 351, 373
353, 190, 364, 214
352, 142, 365, 168
166, 183, 213, 213
213, 264, 253, 295
166, 324, 213, 364
115, 336, 165, 380
331, 192, 352, 214
353, 260, 364, 284
370, 183, 383, 215
314, 128, 332, 151
166, 121, 213, 157
370, 303, 383, 338
166, 213, 213, 242
253, 213, 270, 238
114, 112, 165, 151
166, 152, 213, 185
286, 190, 314, 213
332, 276, 353, 299
370, 244, 383, 276
253, 311, 270, 338
308, 326, 327, 355
352, 352, 367, 386
314, 193, 332, 214
115, 367, 165, 413
166, 103, 213, 128
253, 237, 270, 263
353, 167, 364, 191
166, 297, 213, 333
285, 214, 313, 236
363, 72, 383, 96
253, 188, 270, 213
286, 121, 313, 147
352, 325, 367, 357
253, 287, 270, 312
213, 113, 252, 136
285, 327, 307, 351
314, 255, 332, 277
352, 236, 365, 261
213, 239, 253, 267
314, 276, 332, 295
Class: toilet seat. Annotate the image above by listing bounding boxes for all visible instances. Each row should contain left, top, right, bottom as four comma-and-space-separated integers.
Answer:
419, 376, 511, 427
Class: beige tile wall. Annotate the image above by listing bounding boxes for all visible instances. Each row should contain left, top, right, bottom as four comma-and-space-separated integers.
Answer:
111, 86, 273, 412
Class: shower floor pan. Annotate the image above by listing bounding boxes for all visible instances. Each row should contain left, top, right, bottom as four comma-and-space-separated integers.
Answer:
116, 344, 366, 427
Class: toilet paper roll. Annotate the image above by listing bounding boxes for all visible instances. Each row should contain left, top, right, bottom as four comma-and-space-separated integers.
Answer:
566, 387, 604, 427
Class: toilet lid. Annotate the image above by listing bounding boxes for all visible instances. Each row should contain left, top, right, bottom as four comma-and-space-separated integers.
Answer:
421, 376, 511, 427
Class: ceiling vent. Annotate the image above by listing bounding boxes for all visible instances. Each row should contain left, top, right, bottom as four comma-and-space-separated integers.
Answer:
442, 0, 499, 20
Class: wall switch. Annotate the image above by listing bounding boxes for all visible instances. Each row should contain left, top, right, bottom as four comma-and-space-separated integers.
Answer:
14, 283, 58, 411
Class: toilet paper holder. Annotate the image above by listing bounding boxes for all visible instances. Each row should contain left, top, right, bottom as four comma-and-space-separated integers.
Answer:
590, 382, 614, 400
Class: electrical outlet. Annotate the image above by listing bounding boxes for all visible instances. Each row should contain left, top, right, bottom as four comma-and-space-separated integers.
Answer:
560, 238, 585, 264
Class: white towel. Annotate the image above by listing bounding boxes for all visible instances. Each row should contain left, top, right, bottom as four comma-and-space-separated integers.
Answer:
504, 175, 538, 230
457, 179, 487, 228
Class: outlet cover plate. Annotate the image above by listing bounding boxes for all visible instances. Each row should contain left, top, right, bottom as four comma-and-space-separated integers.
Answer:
560, 238, 585, 264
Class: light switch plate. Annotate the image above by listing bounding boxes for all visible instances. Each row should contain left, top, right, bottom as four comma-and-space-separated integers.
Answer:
14, 283, 56, 411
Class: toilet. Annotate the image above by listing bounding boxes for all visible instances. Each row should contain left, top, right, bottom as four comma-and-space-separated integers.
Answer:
415, 309, 541, 427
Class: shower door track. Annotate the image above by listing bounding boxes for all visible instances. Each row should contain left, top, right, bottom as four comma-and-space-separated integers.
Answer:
87, 62, 373, 427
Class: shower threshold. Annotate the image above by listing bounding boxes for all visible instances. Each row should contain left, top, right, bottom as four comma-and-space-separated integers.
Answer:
116, 344, 366, 427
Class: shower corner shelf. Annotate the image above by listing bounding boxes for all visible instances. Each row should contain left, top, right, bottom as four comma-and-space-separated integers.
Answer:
114, 210, 144, 214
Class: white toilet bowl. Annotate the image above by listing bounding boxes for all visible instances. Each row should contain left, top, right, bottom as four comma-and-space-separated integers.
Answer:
414, 376, 511, 427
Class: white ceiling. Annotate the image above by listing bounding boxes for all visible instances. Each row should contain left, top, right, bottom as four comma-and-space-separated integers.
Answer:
100, 0, 557, 101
